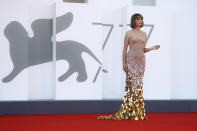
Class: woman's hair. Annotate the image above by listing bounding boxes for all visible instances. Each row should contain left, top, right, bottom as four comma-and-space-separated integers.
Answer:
130, 13, 144, 29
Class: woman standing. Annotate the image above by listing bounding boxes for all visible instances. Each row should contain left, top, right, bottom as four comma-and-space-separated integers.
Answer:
97, 13, 160, 120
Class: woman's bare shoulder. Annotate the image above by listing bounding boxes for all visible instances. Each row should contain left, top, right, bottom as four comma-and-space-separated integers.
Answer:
126, 30, 133, 36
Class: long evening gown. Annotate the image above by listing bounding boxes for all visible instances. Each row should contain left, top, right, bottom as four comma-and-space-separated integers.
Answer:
97, 30, 147, 120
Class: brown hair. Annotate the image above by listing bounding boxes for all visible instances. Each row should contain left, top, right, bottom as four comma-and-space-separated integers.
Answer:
130, 13, 144, 29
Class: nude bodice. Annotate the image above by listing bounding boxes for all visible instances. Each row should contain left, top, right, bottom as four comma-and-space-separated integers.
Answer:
127, 30, 146, 57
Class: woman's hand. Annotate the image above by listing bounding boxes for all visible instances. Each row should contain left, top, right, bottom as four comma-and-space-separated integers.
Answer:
123, 63, 128, 73
151, 45, 160, 50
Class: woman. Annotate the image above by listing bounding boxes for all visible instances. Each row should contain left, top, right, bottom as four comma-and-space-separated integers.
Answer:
97, 13, 160, 120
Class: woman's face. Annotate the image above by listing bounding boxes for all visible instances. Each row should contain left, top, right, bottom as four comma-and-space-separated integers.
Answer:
135, 17, 143, 27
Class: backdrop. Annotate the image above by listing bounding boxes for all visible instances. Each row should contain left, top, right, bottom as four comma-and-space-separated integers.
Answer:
0, 0, 196, 100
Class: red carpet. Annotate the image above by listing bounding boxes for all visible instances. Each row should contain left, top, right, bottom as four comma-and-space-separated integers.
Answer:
0, 113, 197, 131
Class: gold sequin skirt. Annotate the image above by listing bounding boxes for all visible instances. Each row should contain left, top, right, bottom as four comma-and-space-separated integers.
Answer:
97, 56, 147, 120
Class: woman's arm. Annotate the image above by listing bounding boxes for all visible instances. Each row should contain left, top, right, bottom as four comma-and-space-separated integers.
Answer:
122, 31, 130, 65
143, 32, 153, 53
144, 47, 153, 53
143, 32, 160, 53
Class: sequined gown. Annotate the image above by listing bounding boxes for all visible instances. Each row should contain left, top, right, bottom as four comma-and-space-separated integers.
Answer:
97, 30, 147, 120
